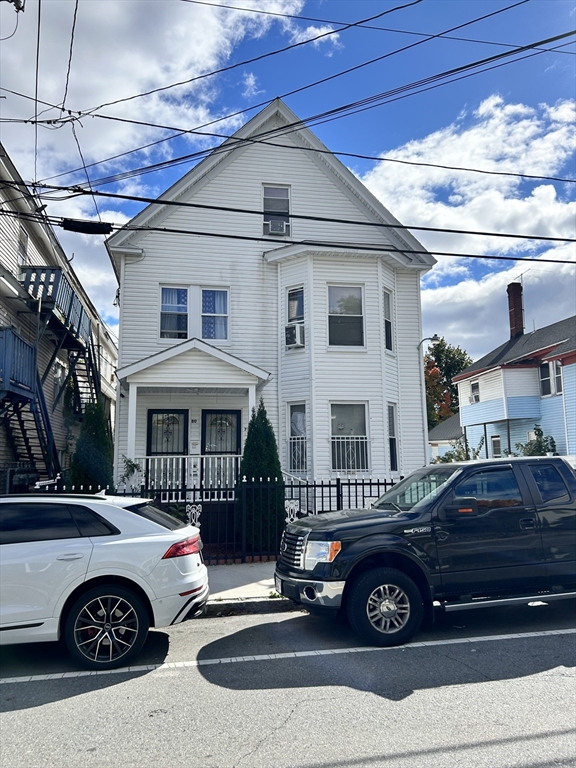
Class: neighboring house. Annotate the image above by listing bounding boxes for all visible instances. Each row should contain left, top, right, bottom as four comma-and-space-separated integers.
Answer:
0, 144, 118, 491
106, 98, 436, 489
454, 283, 576, 458
428, 412, 463, 461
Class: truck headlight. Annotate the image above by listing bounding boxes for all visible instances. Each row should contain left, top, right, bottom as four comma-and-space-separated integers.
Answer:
304, 540, 341, 570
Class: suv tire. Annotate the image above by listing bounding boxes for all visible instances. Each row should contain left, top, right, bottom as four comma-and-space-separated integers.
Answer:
64, 584, 150, 670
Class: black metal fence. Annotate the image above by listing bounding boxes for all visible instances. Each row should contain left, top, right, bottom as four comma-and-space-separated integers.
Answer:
32, 476, 397, 565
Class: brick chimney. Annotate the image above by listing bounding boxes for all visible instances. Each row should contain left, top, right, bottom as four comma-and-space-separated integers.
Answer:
507, 282, 524, 339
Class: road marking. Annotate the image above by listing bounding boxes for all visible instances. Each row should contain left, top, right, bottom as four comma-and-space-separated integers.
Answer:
1, 627, 575, 685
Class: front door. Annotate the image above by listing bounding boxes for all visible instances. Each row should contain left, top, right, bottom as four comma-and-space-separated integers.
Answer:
201, 410, 241, 486
434, 465, 547, 595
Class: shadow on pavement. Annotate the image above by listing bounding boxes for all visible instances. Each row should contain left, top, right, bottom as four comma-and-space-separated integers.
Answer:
196, 602, 576, 701
0, 629, 170, 712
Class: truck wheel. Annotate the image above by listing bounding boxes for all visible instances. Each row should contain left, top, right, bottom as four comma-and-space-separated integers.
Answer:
64, 585, 149, 670
347, 568, 423, 647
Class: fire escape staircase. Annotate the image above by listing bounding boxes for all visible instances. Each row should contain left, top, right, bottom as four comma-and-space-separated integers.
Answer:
0, 267, 102, 484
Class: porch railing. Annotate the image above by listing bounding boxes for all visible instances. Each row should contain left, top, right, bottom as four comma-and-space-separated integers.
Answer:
133, 454, 241, 489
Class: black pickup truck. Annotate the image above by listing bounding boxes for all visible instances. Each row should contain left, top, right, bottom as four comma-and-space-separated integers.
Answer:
275, 457, 576, 646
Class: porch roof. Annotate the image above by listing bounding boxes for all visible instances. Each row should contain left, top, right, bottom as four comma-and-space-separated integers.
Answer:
116, 337, 271, 383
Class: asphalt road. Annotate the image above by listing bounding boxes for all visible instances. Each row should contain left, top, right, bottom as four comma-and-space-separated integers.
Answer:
1, 600, 575, 768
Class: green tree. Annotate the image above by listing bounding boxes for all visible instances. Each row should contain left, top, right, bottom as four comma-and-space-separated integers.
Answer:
70, 400, 113, 490
425, 338, 473, 430
514, 425, 557, 456
237, 399, 284, 554
431, 436, 485, 463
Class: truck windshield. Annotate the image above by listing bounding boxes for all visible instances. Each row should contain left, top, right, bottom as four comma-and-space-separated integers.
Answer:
373, 466, 460, 513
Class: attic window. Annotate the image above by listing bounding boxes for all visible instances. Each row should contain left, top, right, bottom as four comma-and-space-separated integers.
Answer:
263, 186, 290, 236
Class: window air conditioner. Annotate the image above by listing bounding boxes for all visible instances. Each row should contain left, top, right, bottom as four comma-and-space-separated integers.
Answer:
268, 220, 287, 235
285, 323, 305, 348
469, 396, 477, 404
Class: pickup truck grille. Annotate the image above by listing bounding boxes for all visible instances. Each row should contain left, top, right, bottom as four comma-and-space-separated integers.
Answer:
279, 529, 308, 570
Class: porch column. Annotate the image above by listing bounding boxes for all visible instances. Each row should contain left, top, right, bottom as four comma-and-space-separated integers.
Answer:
127, 382, 137, 458
248, 383, 256, 414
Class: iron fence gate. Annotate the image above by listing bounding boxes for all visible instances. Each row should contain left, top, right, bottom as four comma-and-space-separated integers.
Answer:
33, 476, 397, 564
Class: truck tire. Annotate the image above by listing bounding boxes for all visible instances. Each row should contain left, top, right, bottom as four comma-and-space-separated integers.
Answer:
347, 567, 423, 647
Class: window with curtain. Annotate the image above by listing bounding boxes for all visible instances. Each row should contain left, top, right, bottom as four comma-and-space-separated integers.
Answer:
202, 289, 228, 340
288, 287, 304, 323
160, 287, 188, 339
328, 286, 364, 346
331, 403, 368, 471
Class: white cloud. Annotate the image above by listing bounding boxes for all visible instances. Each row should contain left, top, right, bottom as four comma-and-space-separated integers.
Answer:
0, 0, 307, 322
361, 96, 576, 360
288, 24, 341, 52
241, 72, 264, 99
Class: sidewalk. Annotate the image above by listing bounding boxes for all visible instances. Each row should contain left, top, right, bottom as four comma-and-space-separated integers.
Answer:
205, 561, 296, 615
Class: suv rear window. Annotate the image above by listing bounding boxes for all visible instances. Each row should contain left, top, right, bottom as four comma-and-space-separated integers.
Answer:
0, 502, 80, 544
124, 502, 186, 530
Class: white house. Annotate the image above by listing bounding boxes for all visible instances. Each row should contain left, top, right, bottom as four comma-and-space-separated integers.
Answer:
106, 99, 436, 489
454, 283, 576, 458
0, 143, 117, 490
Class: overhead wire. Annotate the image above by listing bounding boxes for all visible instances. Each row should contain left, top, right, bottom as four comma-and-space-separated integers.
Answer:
80, 0, 424, 115
4, 5, 571, 189
1, 206, 573, 266
61, 0, 79, 112
182, 0, 575, 55
41, 33, 575, 191
7, 181, 575, 245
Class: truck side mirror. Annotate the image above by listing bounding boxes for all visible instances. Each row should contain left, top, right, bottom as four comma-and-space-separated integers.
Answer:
443, 497, 479, 518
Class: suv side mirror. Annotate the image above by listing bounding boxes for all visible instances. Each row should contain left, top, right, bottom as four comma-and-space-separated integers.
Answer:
443, 497, 479, 518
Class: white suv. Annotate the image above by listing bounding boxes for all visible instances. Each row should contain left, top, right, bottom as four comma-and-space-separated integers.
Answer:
0, 494, 209, 669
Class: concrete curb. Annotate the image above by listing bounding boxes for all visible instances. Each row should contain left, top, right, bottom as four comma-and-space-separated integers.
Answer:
204, 597, 300, 616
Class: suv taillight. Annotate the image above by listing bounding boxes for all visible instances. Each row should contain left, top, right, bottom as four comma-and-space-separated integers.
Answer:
162, 535, 201, 559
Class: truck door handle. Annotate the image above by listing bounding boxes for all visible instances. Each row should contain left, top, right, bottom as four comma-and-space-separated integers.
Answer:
56, 553, 85, 561
519, 518, 536, 530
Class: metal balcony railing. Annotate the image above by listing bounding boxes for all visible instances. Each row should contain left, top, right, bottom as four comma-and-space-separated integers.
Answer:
20, 267, 92, 345
0, 328, 36, 397
331, 435, 369, 472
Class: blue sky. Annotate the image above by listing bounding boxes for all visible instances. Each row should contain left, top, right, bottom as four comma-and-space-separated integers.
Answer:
1, 0, 574, 359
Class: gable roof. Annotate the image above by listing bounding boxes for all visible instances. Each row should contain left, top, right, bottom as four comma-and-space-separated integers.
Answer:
428, 412, 463, 442
116, 337, 271, 381
106, 98, 435, 276
455, 315, 576, 381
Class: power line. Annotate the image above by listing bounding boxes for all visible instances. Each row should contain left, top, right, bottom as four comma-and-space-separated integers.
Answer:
2, 207, 574, 264
5, 7, 571, 189
80, 0, 423, 115
40, 35, 575, 191
7, 182, 576, 245
182, 0, 575, 55
61, 0, 79, 112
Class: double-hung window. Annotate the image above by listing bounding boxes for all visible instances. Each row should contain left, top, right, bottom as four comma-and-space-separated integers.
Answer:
289, 403, 307, 473
202, 289, 228, 340
383, 290, 393, 351
160, 286, 229, 341
328, 286, 364, 347
539, 363, 552, 396
263, 185, 290, 236
470, 381, 480, 403
331, 403, 368, 471
553, 361, 562, 393
288, 287, 304, 324
161, 287, 188, 339
388, 404, 398, 472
